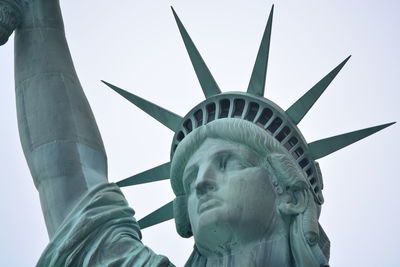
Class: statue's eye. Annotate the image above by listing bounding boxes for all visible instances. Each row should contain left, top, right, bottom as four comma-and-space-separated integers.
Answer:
218, 153, 247, 172
183, 170, 197, 193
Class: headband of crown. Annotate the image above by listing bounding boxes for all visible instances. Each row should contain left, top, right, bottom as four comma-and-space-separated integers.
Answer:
102, 6, 394, 230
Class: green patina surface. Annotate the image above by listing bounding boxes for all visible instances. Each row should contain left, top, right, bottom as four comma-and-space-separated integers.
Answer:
0, 0, 394, 266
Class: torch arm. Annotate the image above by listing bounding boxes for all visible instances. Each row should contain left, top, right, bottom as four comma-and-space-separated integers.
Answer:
14, 0, 108, 238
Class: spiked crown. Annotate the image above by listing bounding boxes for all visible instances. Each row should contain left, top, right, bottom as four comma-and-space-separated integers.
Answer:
102, 6, 394, 231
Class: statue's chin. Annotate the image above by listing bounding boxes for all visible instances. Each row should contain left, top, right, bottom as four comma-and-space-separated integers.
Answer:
191, 208, 240, 256
193, 221, 268, 257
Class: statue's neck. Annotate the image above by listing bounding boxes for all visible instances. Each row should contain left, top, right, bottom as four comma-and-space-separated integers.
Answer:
187, 235, 293, 267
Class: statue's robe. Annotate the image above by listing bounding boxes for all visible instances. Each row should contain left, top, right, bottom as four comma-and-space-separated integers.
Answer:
37, 183, 174, 267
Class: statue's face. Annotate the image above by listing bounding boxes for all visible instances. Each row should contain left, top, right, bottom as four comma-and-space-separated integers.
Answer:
183, 138, 280, 255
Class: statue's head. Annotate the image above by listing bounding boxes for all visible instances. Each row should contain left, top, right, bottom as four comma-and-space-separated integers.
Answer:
104, 5, 394, 267
170, 118, 328, 263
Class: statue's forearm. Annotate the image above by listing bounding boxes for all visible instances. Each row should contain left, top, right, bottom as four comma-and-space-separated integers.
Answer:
14, 0, 108, 238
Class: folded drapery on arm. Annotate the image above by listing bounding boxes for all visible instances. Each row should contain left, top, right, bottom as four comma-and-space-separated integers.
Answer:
37, 183, 174, 267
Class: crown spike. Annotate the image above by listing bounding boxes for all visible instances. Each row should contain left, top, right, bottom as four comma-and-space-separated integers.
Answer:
309, 122, 395, 160
171, 7, 221, 98
247, 5, 274, 97
102, 81, 182, 131
286, 56, 351, 125
138, 201, 174, 229
117, 162, 170, 187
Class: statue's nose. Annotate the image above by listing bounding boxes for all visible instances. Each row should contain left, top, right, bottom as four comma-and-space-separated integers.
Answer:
195, 180, 217, 197
195, 166, 218, 197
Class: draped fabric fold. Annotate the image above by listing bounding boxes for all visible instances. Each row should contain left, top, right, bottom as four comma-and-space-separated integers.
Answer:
37, 183, 173, 267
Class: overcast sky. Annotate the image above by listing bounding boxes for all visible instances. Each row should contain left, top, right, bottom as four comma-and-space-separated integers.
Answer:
1, 0, 399, 266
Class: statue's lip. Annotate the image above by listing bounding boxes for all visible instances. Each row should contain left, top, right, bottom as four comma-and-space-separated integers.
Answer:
198, 197, 221, 214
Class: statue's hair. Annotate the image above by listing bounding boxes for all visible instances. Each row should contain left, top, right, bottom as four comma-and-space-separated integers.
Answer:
170, 118, 329, 264
171, 118, 307, 195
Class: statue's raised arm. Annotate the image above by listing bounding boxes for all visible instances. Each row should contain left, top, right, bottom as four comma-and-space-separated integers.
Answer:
2, 0, 173, 266
11, 0, 107, 237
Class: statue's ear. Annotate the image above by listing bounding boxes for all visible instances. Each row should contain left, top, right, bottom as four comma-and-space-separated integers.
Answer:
281, 189, 321, 248
266, 153, 308, 216
278, 189, 308, 216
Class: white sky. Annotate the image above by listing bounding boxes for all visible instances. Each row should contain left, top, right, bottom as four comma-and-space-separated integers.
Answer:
0, 0, 399, 266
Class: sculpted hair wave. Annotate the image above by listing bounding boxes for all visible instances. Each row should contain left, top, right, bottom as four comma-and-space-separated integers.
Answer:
171, 118, 307, 196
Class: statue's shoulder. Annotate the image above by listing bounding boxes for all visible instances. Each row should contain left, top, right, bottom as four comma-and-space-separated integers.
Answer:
37, 183, 174, 267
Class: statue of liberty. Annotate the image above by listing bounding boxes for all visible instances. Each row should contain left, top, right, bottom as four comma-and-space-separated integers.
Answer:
0, 0, 394, 266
